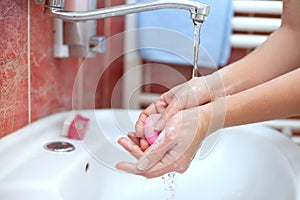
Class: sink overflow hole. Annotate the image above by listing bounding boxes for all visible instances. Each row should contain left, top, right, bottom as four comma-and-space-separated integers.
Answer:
85, 162, 90, 173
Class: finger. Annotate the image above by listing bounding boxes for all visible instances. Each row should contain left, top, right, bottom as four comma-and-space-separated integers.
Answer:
142, 163, 175, 178
154, 98, 181, 131
152, 98, 168, 114
115, 161, 168, 178
137, 131, 177, 171
141, 149, 191, 178
135, 95, 170, 137
141, 156, 188, 178
135, 102, 165, 137
154, 87, 188, 131
140, 138, 150, 151
154, 102, 180, 131
115, 161, 173, 179
127, 132, 150, 152
115, 161, 142, 175
116, 152, 190, 178
135, 112, 148, 138
143, 102, 159, 114
127, 132, 141, 146
117, 137, 144, 159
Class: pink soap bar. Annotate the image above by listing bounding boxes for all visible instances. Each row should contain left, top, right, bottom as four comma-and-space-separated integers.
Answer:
68, 114, 89, 140
144, 114, 161, 144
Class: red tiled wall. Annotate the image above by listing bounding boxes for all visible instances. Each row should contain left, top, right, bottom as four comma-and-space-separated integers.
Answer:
0, 0, 125, 138
0, 0, 29, 138
30, 2, 80, 121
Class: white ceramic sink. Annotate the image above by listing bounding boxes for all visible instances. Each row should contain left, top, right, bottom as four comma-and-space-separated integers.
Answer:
0, 109, 300, 200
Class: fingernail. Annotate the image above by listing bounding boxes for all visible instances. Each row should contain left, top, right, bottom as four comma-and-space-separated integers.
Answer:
138, 157, 149, 170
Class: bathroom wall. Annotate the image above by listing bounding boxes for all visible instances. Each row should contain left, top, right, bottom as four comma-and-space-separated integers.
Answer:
0, 0, 251, 138
2, 1, 294, 139
0, 0, 124, 138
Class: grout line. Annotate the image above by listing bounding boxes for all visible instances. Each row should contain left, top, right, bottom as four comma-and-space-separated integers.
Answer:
27, 0, 31, 124
77, 57, 84, 110
103, 0, 111, 107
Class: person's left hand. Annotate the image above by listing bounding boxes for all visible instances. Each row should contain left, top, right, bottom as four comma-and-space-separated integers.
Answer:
115, 107, 210, 178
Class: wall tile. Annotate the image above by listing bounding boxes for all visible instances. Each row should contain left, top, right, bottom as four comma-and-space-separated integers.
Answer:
0, 0, 28, 138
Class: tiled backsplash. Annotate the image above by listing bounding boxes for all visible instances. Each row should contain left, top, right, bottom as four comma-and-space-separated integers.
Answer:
1, 0, 29, 137
0, 0, 124, 138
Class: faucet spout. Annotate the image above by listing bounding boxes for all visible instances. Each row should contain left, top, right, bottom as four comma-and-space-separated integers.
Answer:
45, 0, 210, 23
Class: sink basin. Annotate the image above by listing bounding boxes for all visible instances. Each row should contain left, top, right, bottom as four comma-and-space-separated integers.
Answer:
0, 109, 299, 200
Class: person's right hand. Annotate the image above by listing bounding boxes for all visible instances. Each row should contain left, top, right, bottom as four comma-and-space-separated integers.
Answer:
135, 75, 223, 139
116, 106, 213, 178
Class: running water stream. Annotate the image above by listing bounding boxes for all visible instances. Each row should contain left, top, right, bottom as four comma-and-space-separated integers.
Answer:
192, 21, 203, 78
160, 21, 204, 200
162, 172, 177, 200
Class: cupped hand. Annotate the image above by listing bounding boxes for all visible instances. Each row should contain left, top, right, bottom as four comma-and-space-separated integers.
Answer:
116, 107, 211, 178
135, 77, 214, 140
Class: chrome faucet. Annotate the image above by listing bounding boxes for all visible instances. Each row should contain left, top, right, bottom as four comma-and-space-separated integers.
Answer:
45, 0, 210, 23
44, 0, 210, 58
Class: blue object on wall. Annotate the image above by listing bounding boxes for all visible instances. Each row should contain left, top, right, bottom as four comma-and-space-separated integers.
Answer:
137, 0, 233, 68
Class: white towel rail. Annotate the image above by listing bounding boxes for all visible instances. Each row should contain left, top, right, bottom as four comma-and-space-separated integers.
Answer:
232, 17, 281, 32
233, 1, 282, 14
230, 1, 282, 48
230, 34, 268, 48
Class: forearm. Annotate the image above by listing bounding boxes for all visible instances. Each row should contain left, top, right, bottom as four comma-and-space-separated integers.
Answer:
201, 68, 300, 135
210, 27, 300, 99
223, 67, 300, 128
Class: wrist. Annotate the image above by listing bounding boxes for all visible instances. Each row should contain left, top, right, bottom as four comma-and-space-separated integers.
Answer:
199, 98, 227, 135
203, 72, 226, 102
188, 75, 225, 106
188, 77, 211, 105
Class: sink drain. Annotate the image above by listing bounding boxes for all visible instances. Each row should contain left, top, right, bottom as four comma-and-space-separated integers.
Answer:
44, 141, 75, 152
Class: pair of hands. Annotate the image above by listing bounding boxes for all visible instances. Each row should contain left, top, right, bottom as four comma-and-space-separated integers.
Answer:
116, 77, 216, 178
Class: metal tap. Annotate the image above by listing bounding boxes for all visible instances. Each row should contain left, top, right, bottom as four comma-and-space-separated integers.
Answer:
45, 0, 210, 23
45, 0, 209, 58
